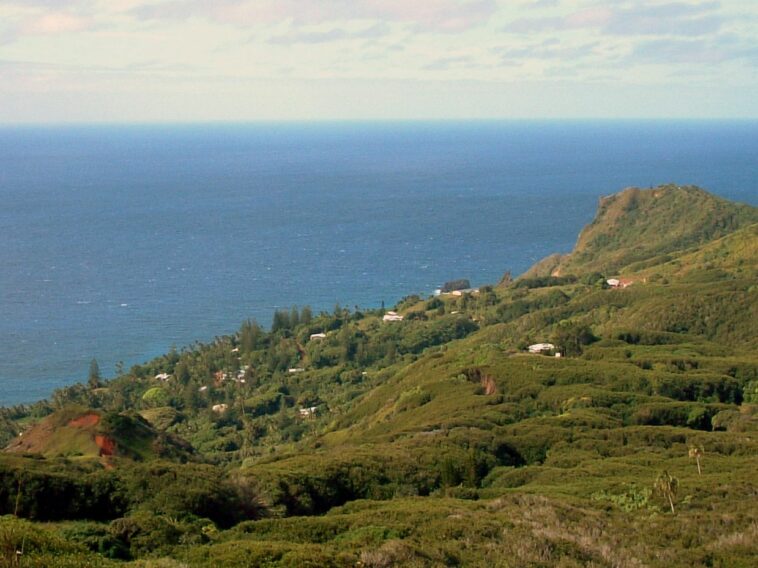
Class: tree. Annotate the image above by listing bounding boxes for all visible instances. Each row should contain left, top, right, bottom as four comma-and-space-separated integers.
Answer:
289, 306, 300, 328
88, 358, 102, 389
271, 310, 289, 333
239, 319, 263, 352
654, 470, 679, 514
552, 321, 597, 356
441, 279, 470, 293
300, 306, 313, 325
688, 446, 704, 475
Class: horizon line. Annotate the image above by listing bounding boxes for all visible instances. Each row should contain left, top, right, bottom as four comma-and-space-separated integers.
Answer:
2, 117, 757, 128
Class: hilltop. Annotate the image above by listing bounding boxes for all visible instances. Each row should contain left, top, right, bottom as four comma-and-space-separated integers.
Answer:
4, 406, 192, 463
523, 184, 758, 277
0, 184, 756, 567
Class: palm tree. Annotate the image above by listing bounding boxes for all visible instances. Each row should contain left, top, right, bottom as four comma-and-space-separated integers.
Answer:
654, 470, 679, 514
688, 446, 704, 475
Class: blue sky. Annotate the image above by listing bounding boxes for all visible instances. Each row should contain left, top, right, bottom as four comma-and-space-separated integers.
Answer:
1, 0, 756, 122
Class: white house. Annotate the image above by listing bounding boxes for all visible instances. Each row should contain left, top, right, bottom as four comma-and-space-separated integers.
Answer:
309, 333, 327, 340
299, 406, 318, 418
212, 403, 228, 413
383, 311, 404, 322
154, 373, 171, 381
528, 343, 556, 354
288, 367, 305, 373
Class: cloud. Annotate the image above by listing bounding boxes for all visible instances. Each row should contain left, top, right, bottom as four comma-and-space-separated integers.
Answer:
131, 0, 496, 32
504, 1, 724, 37
629, 35, 758, 66
422, 55, 479, 71
495, 39, 600, 64
527, 0, 560, 7
267, 22, 390, 45
0, 16, 97, 46
23, 12, 91, 34
603, 2, 723, 36
0, 1, 103, 44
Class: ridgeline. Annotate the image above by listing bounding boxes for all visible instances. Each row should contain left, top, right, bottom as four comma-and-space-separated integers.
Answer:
1, 185, 756, 567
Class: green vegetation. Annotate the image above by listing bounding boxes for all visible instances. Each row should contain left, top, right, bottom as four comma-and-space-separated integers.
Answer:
0, 184, 756, 566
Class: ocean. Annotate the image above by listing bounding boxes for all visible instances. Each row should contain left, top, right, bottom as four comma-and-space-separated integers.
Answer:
1, 120, 756, 405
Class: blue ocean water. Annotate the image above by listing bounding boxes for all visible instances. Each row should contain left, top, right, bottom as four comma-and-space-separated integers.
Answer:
0, 121, 756, 405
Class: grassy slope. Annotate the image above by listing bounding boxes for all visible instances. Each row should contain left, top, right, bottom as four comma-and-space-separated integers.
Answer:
3, 406, 190, 462
524, 184, 758, 277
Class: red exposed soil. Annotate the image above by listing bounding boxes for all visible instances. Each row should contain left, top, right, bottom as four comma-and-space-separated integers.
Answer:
95, 434, 117, 457
481, 374, 498, 396
462, 368, 498, 395
68, 413, 101, 428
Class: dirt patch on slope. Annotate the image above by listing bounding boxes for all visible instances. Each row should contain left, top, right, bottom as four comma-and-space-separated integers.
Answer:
68, 413, 101, 428
3, 420, 55, 453
462, 368, 498, 395
480, 374, 498, 396
95, 434, 117, 457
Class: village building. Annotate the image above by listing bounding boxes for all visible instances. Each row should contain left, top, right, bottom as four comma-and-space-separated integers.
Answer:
299, 406, 318, 418
288, 367, 305, 373
211, 403, 228, 413
528, 342, 556, 354
154, 373, 171, 381
382, 311, 404, 322
235, 365, 249, 382
309, 332, 327, 340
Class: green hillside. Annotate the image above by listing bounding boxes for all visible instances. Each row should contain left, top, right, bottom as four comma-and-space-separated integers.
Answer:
0, 184, 756, 567
524, 184, 758, 277
3, 406, 192, 462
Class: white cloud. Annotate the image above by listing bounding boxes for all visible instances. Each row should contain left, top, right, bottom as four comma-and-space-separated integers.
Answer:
267, 22, 391, 45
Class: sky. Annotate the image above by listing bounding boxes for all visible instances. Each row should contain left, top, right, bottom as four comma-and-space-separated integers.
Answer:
0, 0, 757, 122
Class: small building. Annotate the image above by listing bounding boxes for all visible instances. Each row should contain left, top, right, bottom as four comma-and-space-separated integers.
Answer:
154, 373, 171, 381
309, 333, 327, 341
299, 406, 318, 418
231, 347, 240, 353
528, 342, 556, 354
198, 386, 208, 392
383, 311, 404, 322
212, 403, 228, 413
288, 367, 305, 373
607, 278, 634, 289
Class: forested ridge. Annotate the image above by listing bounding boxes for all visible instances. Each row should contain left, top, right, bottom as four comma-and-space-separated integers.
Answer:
1, 184, 756, 567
